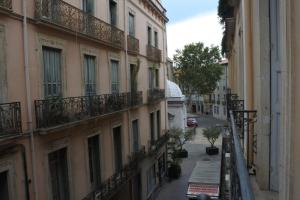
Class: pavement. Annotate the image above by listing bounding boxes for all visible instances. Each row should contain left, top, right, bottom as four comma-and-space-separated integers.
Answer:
154, 115, 226, 200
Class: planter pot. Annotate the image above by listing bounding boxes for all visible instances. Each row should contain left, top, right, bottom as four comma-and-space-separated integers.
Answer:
175, 149, 188, 158
168, 164, 181, 179
206, 146, 219, 155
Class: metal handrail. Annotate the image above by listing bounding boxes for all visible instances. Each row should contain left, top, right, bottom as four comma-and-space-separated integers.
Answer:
230, 110, 254, 200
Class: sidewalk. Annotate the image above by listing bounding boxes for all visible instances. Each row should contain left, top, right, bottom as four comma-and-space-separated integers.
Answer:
155, 119, 223, 200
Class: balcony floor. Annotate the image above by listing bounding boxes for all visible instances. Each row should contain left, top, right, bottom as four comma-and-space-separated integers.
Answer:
251, 176, 278, 200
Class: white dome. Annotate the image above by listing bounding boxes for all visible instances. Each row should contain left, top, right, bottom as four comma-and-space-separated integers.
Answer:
166, 80, 183, 98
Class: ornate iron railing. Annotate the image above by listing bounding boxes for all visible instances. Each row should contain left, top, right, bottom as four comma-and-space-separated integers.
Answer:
35, 92, 142, 129
130, 145, 146, 162
146, 45, 162, 63
0, 102, 22, 136
35, 0, 124, 49
127, 35, 139, 54
83, 161, 137, 200
0, 0, 12, 10
147, 88, 165, 104
148, 132, 169, 156
129, 91, 143, 107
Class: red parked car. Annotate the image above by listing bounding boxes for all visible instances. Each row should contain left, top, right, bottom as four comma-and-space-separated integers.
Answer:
187, 118, 198, 127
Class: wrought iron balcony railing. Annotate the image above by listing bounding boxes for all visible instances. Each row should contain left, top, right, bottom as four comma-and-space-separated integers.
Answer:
130, 145, 146, 162
83, 161, 137, 200
0, 102, 22, 136
127, 35, 139, 54
146, 45, 162, 63
147, 88, 165, 104
148, 132, 169, 156
129, 91, 143, 107
35, 0, 124, 49
35, 92, 142, 129
0, 0, 12, 10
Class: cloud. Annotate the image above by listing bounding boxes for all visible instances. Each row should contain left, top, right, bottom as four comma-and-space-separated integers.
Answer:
166, 11, 223, 58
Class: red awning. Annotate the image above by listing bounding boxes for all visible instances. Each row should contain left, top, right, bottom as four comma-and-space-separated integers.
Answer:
187, 183, 219, 197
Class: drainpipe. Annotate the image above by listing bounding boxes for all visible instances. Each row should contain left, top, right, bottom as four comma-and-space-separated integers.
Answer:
22, 0, 39, 199
163, 24, 168, 132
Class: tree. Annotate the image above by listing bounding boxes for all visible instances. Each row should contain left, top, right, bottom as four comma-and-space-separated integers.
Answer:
168, 127, 194, 152
202, 127, 221, 148
173, 42, 223, 107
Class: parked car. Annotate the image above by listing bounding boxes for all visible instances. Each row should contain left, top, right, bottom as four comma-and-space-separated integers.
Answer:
187, 118, 198, 127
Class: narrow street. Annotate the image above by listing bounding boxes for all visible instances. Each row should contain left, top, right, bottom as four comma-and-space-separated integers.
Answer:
155, 115, 226, 200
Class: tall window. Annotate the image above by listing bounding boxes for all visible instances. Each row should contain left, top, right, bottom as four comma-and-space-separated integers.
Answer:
150, 112, 155, 142
43, 47, 62, 98
111, 60, 119, 93
0, 171, 9, 200
132, 119, 139, 152
109, 0, 117, 26
0, 28, 7, 103
48, 148, 70, 200
88, 135, 101, 190
82, 0, 94, 14
147, 164, 156, 194
154, 31, 158, 48
130, 64, 138, 92
147, 26, 152, 45
84, 55, 96, 96
113, 126, 122, 173
148, 68, 159, 89
128, 13, 135, 36
156, 110, 160, 139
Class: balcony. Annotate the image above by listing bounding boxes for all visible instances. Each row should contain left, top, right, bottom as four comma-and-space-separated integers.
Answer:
129, 91, 143, 107
127, 35, 139, 55
130, 145, 146, 163
35, 0, 124, 49
0, 102, 22, 137
148, 133, 169, 156
83, 161, 137, 200
147, 88, 165, 104
0, 0, 12, 11
35, 92, 142, 129
146, 45, 162, 63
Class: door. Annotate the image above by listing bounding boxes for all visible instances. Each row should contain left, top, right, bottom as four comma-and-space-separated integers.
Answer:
132, 120, 139, 152
270, 0, 280, 191
113, 126, 122, 173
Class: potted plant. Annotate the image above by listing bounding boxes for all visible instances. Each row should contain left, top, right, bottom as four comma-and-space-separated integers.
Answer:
168, 128, 194, 158
202, 127, 221, 155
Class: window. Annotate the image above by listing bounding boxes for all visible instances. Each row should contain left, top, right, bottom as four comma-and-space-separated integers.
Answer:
148, 68, 159, 89
0, 27, 7, 103
147, 26, 152, 45
156, 110, 160, 139
84, 55, 96, 96
48, 148, 70, 200
130, 64, 138, 92
88, 135, 101, 190
113, 126, 122, 173
155, 69, 159, 87
150, 112, 155, 142
109, 0, 117, 26
132, 120, 139, 152
82, 0, 94, 14
128, 13, 135, 36
154, 31, 158, 48
43, 47, 62, 98
147, 164, 156, 194
111, 60, 119, 93
0, 171, 9, 200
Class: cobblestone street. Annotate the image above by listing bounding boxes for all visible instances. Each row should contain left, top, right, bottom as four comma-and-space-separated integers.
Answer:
154, 115, 226, 200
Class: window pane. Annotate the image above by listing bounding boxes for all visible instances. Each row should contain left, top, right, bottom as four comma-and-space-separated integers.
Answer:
111, 60, 119, 93
147, 27, 152, 45
110, 0, 117, 26
84, 55, 96, 95
129, 13, 135, 36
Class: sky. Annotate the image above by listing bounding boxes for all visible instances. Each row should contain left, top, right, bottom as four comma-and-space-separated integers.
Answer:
161, 0, 223, 58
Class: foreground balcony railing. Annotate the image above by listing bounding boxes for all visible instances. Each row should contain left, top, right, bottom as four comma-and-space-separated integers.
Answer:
147, 88, 165, 104
146, 45, 162, 63
0, 0, 12, 10
130, 145, 146, 162
83, 161, 137, 200
127, 35, 139, 54
0, 102, 22, 136
35, 92, 142, 129
148, 132, 169, 156
35, 0, 124, 49
224, 111, 254, 200
129, 91, 143, 107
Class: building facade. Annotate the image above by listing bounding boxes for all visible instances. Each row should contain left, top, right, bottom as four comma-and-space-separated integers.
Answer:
0, 0, 169, 199
224, 0, 300, 199
212, 60, 227, 120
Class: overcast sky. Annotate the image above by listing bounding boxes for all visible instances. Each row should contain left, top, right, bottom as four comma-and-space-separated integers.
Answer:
161, 0, 223, 58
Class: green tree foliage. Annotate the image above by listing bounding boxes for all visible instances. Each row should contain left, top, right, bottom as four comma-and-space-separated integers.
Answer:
173, 42, 223, 98
202, 127, 221, 148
